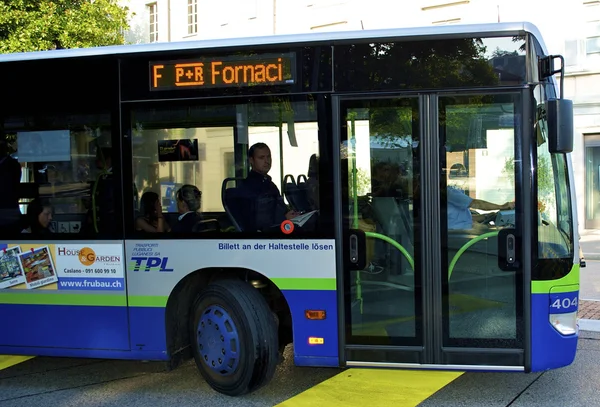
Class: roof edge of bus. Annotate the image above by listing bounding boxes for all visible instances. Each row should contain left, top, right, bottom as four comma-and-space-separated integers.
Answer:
0, 21, 545, 63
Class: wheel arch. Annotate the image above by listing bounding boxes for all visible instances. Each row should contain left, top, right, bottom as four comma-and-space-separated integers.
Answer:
164, 267, 293, 369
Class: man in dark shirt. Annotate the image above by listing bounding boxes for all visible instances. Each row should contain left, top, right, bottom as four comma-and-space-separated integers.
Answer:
239, 143, 300, 231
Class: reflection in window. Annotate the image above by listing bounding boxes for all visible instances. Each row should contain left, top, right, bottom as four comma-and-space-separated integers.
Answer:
2, 114, 113, 238
334, 36, 526, 91
441, 95, 519, 343
343, 99, 420, 345
444, 99, 516, 208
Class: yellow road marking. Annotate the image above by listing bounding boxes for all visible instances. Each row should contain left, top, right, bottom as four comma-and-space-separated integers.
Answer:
0, 355, 34, 370
276, 368, 463, 406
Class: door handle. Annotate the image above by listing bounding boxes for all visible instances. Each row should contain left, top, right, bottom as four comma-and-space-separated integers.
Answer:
345, 229, 366, 270
506, 233, 516, 264
498, 228, 520, 271
350, 234, 358, 264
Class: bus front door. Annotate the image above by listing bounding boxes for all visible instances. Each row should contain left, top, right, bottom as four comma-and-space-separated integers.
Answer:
337, 93, 525, 370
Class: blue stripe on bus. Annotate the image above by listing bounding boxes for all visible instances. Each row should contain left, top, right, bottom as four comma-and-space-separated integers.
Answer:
0, 289, 339, 368
128, 306, 167, 352
125, 289, 340, 365
0, 345, 168, 361
282, 289, 339, 367
0, 303, 130, 350
530, 292, 578, 371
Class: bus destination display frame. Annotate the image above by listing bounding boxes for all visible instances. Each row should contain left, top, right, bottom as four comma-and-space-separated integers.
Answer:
149, 52, 297, 91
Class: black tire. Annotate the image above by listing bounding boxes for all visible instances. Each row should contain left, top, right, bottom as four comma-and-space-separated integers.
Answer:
190, 279, 279, 396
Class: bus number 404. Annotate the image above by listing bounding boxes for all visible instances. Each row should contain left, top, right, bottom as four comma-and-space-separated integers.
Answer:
550, 296, 578, 312
130, 257, 174, 272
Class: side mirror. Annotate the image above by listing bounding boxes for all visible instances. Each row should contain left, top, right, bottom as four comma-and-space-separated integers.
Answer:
546, 98, 573, 154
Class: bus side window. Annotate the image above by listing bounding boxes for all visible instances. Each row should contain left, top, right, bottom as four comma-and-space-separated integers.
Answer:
2, 120, 115, 239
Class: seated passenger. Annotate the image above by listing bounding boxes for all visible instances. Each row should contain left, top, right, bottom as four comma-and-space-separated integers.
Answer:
172, 184, 203, 233
136, 191, 171, 233
447, 186, 514, 230
238, 142, 301, 231
22, 198, 53, 235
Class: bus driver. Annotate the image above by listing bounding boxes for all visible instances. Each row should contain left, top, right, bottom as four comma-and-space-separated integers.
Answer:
447, 186, 515, 230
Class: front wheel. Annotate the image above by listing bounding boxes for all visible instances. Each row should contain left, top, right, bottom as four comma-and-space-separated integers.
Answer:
190, 279, 279, 396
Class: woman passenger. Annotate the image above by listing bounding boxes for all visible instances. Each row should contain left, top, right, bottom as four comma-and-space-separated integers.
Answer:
172, 184, 203, 233
22, 198, 53, 235
136, 191, 171, 233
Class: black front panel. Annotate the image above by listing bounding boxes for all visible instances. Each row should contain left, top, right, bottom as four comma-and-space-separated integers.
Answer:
0, 57, 124, 241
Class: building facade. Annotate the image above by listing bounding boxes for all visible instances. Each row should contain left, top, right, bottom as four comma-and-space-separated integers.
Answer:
120, 0, 600, 231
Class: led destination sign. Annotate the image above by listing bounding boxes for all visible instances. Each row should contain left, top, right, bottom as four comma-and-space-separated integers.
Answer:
150, 53, 296, 90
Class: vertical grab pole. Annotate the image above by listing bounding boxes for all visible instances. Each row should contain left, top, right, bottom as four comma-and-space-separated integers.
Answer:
349, 115, 363, 313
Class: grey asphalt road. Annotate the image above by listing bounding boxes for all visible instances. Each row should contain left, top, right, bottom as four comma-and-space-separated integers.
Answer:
419, 330, 600, 407
0, 345, 337, 407
2, 332, 600, 407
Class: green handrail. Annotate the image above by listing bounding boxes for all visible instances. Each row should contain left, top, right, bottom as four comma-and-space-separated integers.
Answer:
365, 231, 414, 270
448, 231, 499, 279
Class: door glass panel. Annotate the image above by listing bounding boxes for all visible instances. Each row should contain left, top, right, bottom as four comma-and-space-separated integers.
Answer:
342, 98, 421, 346
585, 142, 600, 229
440, 94, 522, 348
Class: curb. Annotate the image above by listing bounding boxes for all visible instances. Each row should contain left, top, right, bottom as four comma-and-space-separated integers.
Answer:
578, 318, 600, 332
582, 253, 600, 261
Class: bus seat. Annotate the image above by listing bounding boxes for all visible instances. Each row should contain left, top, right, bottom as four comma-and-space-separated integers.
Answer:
282, 174, 303, 211
297, 174, 307, 184
221, 177, 246, 232
294, 178, 313, 212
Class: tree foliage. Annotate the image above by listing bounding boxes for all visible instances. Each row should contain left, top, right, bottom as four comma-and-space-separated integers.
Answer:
0, 0, 131, 53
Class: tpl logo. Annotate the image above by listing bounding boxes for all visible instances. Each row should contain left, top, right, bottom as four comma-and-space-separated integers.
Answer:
130, 257, 174, 272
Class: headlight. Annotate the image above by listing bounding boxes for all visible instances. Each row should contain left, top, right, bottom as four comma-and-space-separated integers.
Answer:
550, 311, 578, 335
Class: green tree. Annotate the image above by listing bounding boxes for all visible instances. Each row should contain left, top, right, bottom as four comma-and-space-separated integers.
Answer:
0, 0, 131, 53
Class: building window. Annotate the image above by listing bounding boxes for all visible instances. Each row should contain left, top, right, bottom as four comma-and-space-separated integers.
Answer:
587, 36, 600, 54
188, 0, 198, 35
564, 39, 581, 67
148, 3, 158, 43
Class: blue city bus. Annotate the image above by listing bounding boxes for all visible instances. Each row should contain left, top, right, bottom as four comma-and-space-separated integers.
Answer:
0, 22, 579, 396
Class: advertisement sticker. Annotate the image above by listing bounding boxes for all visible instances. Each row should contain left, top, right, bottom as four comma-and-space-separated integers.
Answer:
19, 246, 58, 289
0, 246, 25, 289
0, 243, 125, 292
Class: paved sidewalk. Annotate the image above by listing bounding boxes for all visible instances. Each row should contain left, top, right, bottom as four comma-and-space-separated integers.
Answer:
578, 299, 600, 319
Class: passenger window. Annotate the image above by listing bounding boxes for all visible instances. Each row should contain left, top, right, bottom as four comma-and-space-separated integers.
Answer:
0, 114, 116, 239
130, 98, 323, 235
